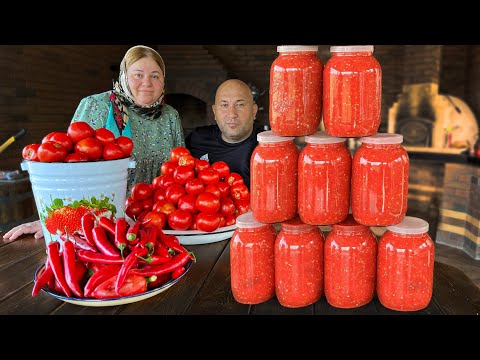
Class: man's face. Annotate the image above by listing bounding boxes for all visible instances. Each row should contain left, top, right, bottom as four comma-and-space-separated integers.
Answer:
212, 82, 258, 143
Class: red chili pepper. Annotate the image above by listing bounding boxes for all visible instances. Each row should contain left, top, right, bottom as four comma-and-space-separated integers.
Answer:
77, 249, 124, 264
60, 233, 96, 252
130, 251, 192, 277
32, 261, 54, 297
62, 240, 84, 298
81, 213, 97, 248
115, 247, 148, 293
92, 226, 120, 257
47, 241, 71, 297
144, 226, 157, 253
171, 266, 186, 279
136, 229, 148, 248
114, 217, 128, 257
147, 273, 171, 289
98, 216, 116, 236
149, 254, 172, 265
84, 264, 121, 298
127, 218, 142, 241
154, 241, 173, 257
157, 230, 188, 254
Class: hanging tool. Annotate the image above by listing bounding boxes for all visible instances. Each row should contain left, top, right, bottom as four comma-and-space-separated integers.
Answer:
0, 128, 27, 154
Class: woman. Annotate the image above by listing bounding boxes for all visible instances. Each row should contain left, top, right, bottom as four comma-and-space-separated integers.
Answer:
3, 45, 185, 240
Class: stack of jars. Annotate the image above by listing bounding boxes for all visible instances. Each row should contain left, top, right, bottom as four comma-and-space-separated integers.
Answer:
230, 45, 435, 312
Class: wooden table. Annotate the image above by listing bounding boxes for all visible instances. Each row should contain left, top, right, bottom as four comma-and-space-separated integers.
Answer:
1, 233, 479, 315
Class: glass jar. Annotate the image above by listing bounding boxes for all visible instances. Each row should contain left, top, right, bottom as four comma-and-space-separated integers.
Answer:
274, 217, 324, 308
377, 217, 435, 312
298, 131, 352, 225
230, 212, 277, 304
250, 131, 299, 223
269, 45, 323, 136
323, 45, 382, 137
324, 215, 377, 308
351, 133, 409, 226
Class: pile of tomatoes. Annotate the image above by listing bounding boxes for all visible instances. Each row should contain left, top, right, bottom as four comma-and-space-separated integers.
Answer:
22, 122, 134, 163
125, 146, 250, 232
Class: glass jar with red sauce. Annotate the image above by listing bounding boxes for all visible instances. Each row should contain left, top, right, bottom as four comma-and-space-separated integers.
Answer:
250, 131, 299, 223
274, 216, 324, 308
324, 215, 377, 308
323, 45, 382, 137
298, 131, 352, 225
230, 211, 277, 304
351, 133, 409, 226
377, 217, 435, 312
269, 45, 323, 136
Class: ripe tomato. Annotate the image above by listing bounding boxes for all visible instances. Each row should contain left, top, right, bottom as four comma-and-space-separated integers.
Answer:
230, 183, 250, 201
194, 159, 210, 173
173, 165, 195, 185
74, 137, 103, 161
161, 160, 178, 176
92, 273, 146, 299
125, 200, 143, 219
131, 183, 154, 201
177, 194, 198, 214
178, 154, 196, 168
195, 192, 220, 214
204, 184, 221, 199
226, 172, 244, 187
115, 136, 134, 157
22, 143, 40, 161
152, 199, 168, 213
197, 168, 220, 185
103, 143, 125, 160
157, 202, 176, 217
217, 181, 230, 198
165, 183, 186, 204
37, 141, 68, 162
156, 174, 175, 190
142, 211, 166, 231
168, 209, 193, 231
67, 122, 95, 144
234, 199, 250, 216
42, 132, 73, 153
95, 128, 116, 146
152, 188, 167, 203
195, 211, 222, 232
184, 178, 204, 196
170, 146, 190, 162
141, 198, 154, 212
64, 152, 89, 162
211, 161, 230, 179
224, 214, 236, 226
220, 197, 236, 217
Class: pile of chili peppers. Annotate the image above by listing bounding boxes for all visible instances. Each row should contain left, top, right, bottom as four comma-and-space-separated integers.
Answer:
32, 215, 195, 299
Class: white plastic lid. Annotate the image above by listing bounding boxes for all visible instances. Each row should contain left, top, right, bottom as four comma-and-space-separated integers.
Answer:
359, 133, 404, 145
305, 131, 346, 145
257, 130, 295, 143
330, 45, 374, 53
236, 211, 268, 229
386, 216, 429, 235
277, 45, 319, 53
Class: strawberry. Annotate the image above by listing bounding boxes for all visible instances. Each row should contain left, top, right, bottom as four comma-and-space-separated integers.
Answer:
45, 215, 58, 234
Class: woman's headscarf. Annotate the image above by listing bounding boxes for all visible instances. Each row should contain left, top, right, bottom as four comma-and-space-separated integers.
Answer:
110, 45, 166, 132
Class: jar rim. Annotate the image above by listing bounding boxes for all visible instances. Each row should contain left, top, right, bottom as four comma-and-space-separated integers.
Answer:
305, 131, 346, 145
359, 133, 404, 145
277, 45, 318, 53
257, 130, 295, 143
330, 45, 374, 53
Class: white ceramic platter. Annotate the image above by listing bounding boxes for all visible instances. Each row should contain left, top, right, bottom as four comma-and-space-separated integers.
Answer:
163, 224, 236, 245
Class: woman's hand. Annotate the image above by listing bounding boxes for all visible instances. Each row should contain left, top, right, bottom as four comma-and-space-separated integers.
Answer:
2, 220, 44, 240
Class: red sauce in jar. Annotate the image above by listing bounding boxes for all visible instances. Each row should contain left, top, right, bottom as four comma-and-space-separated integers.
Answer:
324, 215, 377, 308
230, 212, 277, 304
298, 131, 351, 225
269, 45, 323, 136
274, 217, 324, 308
323, 45, 382, 137
250, 131, 299, 223
377, 217, 435, 311
352, 133, 409, 226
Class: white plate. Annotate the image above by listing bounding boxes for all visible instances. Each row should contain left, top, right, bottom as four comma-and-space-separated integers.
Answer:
34, 258, 193, 307
163, 224, 236, 245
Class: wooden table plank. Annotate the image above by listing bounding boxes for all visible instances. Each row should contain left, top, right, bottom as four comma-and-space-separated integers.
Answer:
0, 236, 46, 269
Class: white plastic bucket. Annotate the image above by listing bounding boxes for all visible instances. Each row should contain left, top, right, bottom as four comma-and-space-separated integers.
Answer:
21, 158, 135, 247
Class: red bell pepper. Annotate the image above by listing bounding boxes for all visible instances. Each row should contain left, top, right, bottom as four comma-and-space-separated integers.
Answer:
91, 272, 147, 299
115, 247, 148, 293
62, 240, 83, 298
47, 241, 72, 298
84, 264, 121, 298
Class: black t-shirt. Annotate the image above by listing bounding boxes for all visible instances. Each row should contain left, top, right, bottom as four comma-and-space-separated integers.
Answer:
185, 124, 264, 189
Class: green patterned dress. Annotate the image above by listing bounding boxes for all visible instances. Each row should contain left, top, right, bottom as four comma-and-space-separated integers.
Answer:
71, 91, 185, 195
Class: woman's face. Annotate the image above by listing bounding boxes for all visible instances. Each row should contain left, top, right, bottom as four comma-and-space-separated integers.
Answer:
126, 57, 164, 106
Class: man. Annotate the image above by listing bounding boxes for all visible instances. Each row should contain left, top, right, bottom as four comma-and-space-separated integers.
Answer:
185, 79, 264, 189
